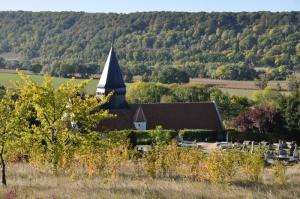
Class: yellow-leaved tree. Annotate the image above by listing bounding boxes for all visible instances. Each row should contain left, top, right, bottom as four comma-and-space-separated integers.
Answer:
0, 89, 30, 186
16, 71, 112, 174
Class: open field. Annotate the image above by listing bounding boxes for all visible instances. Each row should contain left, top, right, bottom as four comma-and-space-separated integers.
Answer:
190, 78, 288, 90
219, 88, 258, 98
0, 52, 25, 61
0, 72, 99, 95
1, 163, 300, 199
220, 88, 290, 98
0, 72, 291, 98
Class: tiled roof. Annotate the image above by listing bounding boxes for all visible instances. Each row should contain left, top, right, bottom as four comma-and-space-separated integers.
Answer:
98, 102, 224, 132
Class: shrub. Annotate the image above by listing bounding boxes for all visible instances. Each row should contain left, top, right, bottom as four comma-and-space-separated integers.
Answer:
226, 129, 271, 142
204, 150, 238, 184
240, 151, 265, 182
178, 147, 205, 180
226, 129, 300, 143
145, 147, 159, 178
149, 126, 177, 145
179, 129, 217, 142
107, 129, 177, 145
272, 161, 286, 185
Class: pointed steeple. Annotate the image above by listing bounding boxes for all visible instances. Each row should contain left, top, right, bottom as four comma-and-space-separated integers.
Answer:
97, 46, 126, 93
96, 46, 127, 109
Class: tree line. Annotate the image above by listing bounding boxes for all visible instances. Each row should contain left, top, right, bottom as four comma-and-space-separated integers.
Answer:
126, 82, 300, 134
0, 11, 299, 81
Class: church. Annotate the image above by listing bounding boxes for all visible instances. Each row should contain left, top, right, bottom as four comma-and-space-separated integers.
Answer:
96, 46, 224, 137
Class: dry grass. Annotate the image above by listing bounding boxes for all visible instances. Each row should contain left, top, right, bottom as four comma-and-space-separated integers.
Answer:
0, 163, 299, 199
190, 78, 288, 91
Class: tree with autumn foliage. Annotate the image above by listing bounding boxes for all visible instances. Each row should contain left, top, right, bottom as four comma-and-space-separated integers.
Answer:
234, 106, 285, 134
279, 89, 300, 132
0, 89, 30, 185
15, 71, 112, 174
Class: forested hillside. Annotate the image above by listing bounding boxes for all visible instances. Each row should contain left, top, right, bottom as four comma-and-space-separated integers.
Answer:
0, 11, 299, 80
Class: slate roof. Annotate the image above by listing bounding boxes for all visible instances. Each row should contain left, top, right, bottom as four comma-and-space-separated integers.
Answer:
97, 46, 126, 93
98, 102, 224, 133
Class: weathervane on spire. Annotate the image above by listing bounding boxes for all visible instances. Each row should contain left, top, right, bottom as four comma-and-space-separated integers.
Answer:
111, 33, 115, 47
111, 18, 115, 47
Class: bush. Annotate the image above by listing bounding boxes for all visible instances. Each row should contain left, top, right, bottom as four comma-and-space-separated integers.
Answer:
240, 151, 265, 182
105, 129, 177, 145
226, 129, 271, 142
179, 129, 217, 142
272, 161, 286, 185
204, 151, 238, 184
226, 129, 300, 143
149, 126, 177, 145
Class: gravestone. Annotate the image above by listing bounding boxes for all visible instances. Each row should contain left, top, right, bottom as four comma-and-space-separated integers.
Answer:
290, 142, 296, 156
293, 144, 299, 159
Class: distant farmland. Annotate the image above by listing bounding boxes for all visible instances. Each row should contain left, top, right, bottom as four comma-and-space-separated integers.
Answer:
190, 78, 288, 90
0, 72, 99, 95
0, 72, 290, 98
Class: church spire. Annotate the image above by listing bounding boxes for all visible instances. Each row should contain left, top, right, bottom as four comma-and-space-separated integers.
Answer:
96, 46, 127, 109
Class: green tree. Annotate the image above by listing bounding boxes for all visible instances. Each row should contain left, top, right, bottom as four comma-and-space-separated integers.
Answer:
287, 74, 300, 91
209, 89, 231, 120
170, 84, 211, 102
59, 63, 75, 77
16, 72, 112, 174
255, 76, 268, 90
126, 82, 169, 103
252, 87, 283, 108
151, 67, 189, 84
0, 57, 5, 68
0, 85, 5, 99
280, 89, 300, 132
0, 89, 30, 185
28, 63, 42, 73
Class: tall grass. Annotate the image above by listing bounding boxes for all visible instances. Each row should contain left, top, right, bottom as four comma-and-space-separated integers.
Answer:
1, 143, 300, 198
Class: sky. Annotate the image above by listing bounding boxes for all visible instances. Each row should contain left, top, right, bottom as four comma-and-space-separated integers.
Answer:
0, 0, 299, 13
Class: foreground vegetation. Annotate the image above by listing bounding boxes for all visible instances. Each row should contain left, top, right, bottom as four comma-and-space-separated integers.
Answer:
1, 151, 300, 199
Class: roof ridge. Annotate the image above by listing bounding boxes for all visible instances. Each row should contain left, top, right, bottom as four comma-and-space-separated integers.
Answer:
130, 101, 215, 105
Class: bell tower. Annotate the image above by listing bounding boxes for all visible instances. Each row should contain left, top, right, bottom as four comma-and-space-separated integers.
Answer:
96, 46, 128, 109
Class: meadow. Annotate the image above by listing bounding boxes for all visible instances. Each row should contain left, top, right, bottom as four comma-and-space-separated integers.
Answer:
0, 72, 290, 98
1, 156, 299, 199
0, 72, 99, 95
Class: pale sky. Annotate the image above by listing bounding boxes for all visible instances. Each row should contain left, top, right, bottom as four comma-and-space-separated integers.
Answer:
0, 0, 299, 13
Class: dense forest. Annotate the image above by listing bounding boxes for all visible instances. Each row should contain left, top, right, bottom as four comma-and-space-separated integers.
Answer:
0, 11, 300, 81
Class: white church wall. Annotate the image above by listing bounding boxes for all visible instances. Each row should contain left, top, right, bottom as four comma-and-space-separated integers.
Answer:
134, 122, 146, 130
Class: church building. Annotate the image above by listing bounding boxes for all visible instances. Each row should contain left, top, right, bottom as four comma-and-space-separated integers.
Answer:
96, 46, 224, 136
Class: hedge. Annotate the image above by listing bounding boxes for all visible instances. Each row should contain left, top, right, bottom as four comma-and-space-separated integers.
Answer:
179, 129, 218, 142
226, 129, 300, 143
105, 129, 177, 145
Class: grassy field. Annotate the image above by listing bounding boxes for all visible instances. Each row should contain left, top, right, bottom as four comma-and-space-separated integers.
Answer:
190, 78, 288, 90
0, 72, 99, 95
1, 163, 299, 199
220, 88, 290, 98
0, 72, 291, 98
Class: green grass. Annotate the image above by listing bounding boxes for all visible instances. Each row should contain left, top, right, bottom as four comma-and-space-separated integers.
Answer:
0, 72, 99, 95
0, 72, 291, 98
